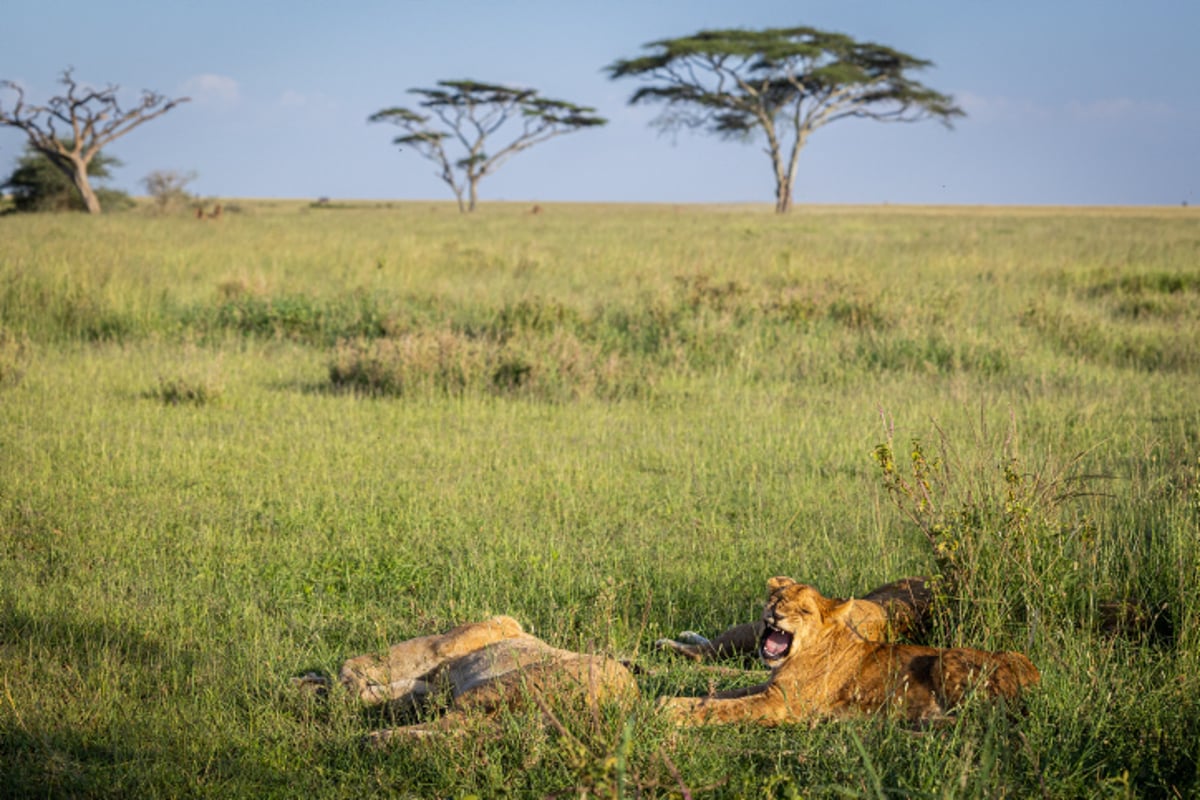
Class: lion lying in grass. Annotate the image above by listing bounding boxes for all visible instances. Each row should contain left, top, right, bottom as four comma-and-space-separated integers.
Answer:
336, 615, 638, 743
659, 577, 1039, 726
655, 576, 931, 661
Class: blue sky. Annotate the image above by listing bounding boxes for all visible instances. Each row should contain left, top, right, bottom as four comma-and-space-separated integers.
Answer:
2, 1, 1197, 206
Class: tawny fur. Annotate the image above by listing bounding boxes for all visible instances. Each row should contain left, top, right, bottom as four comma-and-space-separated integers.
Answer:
338, 616, 638, 742
659, 577, 1038, 726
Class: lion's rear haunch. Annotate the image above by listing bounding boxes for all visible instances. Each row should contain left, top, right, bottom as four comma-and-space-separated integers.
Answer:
915, 645, 1040, 711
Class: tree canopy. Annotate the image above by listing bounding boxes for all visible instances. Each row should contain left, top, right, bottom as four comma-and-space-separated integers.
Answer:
0, 68, 188, 213
607, 27, 964, 212
369, 80, 606, 212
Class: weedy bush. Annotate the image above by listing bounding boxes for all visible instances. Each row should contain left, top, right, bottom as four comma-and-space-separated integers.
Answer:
872, 413, 1102, 645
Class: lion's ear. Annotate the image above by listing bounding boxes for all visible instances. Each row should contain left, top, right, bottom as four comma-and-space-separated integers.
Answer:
767, 576, 796, 593
826, 599, 855, 626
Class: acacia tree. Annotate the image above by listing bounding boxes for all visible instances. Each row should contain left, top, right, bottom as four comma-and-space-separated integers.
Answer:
0, 69, 188, 214
369, 80, 606, 212
606, 27, 964, 213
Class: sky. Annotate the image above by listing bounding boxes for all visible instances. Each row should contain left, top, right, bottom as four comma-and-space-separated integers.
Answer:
2, 1, 1197, 206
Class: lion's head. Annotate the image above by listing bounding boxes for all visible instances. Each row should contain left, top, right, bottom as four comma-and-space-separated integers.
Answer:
757, 576, 853, 667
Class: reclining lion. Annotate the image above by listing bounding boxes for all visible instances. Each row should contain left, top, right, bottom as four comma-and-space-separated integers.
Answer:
659, 577, 1039, 726
336, 615, 639, 742
656, 576, 931, 661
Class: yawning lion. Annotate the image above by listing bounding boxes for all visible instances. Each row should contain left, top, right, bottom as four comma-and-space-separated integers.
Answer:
659, 577, 1039, 725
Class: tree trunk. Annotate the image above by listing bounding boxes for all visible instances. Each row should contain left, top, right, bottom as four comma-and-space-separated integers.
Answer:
467, 177, 479, 212
766, 128, 794, 214
69, 158, 102, 214
774, 178, 793, 214
773, 123, 808, 214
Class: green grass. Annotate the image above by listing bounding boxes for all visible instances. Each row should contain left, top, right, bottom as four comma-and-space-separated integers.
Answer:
2, 201, 1199, 797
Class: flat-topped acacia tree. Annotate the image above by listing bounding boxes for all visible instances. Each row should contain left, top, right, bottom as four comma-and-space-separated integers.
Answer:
369, 80, 606, 212
0, 68, 188, 214
606, 27, 964, 213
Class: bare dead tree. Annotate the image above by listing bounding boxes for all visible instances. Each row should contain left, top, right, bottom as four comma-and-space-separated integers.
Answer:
0, 68, 189, 214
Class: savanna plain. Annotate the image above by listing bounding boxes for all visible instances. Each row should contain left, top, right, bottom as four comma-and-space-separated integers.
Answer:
1, 201, 1198, 798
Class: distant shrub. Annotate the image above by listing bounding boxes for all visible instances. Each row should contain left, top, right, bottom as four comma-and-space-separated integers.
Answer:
141, 169, 197, 214
148, 368, 224, 405
329, 332, 484, 397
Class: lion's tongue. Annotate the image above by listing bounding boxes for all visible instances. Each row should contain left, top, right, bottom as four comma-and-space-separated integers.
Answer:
762, 630, 791, 659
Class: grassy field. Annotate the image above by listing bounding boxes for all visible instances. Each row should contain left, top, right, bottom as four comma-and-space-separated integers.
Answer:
1, 200, 1198, 797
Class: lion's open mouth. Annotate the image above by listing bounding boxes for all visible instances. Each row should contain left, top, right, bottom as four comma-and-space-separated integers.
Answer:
759, 625, 792, 662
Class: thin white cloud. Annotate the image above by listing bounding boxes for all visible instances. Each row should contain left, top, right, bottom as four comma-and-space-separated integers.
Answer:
1064, 97, 1173, 121
956, 91, 1050, 122
278, 90, 307, 108
181, 73, 241, 106
957, 91, 1175, 125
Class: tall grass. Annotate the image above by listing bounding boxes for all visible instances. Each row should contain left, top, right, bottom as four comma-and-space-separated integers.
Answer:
1, 202, 1198, 796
